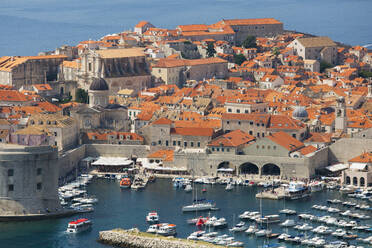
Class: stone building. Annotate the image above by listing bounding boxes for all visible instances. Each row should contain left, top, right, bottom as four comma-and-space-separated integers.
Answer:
342, 152, 372, 188
151, 57, 228, 86
225, 99, 268, 114
71, 78, 130, 132
217, 18, 284, 44
0, 144, 60, 215
78, 48, 151, 93
0, 55, 67, 89
288, 37, 337, 65
208, 129, 255, 155
222, 113, 308, 140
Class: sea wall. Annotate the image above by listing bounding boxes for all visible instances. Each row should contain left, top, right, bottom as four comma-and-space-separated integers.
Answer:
328, 138, 372, 164
99, 228, 225, 248
58, 145, 86, 178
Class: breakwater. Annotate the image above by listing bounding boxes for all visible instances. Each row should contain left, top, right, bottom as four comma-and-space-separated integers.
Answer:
99, 228, 227, 248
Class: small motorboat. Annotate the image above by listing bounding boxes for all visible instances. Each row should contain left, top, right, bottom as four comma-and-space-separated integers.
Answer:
146, 211, 159, 223
119, 178, 131, 188
66, 218, 92, 233
213, 218, 227, 228
331, 229, 346, 237
157, 224, 177, 236
225, 183, 233, 191
229, 222, 247, 232
184, 184, 192, 192
245, 225, 258, 234
279, 209, 296, 215
255, 229, 272, 237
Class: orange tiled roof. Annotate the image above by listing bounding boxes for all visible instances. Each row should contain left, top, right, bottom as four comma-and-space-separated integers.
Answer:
0, 90, 28, 102
267, 131, 304, 151
208, 129, 255, 147
152, 117, 172, 125
147, 149, 174, 162
298, 145, 317, 155
348, 152, 372, 163
170, 127, 214, 137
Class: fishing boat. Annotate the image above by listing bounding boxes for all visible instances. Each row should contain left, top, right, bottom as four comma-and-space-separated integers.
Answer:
285, 181, 311, 200
146, 211, 159, 223
119, 177, 131, 188
66, 218, 92, 233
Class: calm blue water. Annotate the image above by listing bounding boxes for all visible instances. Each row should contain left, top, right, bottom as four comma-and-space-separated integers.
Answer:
0, 0, 371, 56
0, 178, 371, 248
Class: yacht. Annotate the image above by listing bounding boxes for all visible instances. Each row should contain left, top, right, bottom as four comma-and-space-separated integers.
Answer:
297, 223, 313, 231
332, 229, 346, 237
279, 209, 296, 215
255, 228, 272, 237
66, 218, 92, 233
146, 211, 159, 223
213, 218, 227, 228
182, 200, 215, 212
285, 182, 311, 200
256, 215, 280, 224
187, 230, 205, 240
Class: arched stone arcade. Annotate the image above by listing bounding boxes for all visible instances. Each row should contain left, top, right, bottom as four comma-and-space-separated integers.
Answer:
239, 162, 259, 175
261, 163, 281, 176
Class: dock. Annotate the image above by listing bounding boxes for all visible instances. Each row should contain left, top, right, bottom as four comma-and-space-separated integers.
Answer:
256, 187, 285, 200
98, 228, 237, 248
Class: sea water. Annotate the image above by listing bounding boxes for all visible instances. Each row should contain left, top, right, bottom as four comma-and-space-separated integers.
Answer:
0, 178, 370, 248
0, 0, 371, 56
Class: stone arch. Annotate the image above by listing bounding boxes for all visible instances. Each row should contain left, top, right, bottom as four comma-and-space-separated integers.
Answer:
346, 176, 351, 185
216, 161, 234, 175
360, 177, 365, 187
353, 177, 358, 186
261, 163, 281, 176
217, 161, 230, 169
239, 162, 259, 175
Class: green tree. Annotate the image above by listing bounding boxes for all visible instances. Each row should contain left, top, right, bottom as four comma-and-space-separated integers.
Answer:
75, 88, 88, 103
234, 54, 247, 66
320, 60, 333, 73
359, 70, 372, 78
206, 42, 216, 58
242, 35, 257, 49
272, 47, 280, 56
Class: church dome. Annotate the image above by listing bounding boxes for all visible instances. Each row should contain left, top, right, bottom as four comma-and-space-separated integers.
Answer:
89, 77, 109, 91
292, 106, 308, 119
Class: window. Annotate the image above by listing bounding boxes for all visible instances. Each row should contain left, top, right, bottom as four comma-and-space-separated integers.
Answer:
8, 169, 14, 177
37, 168, 42, 175
221, 148, 224, 152
158, 140, 161, 145
292, 134, 296, 138
250, 122, 253, 125
227, 121, 230, 124
257, 123, 260, 127
178, 141, 181, 146
228, 108, 232, 113
256, 145, 259, 149
261, 123, 264, 127
249, 131, 253, 135
173, 141, 176, 146
238, 121, 241, 125
262, 133, 265, 137
184, 141, 187, 147
257, 133, 260, 138
165, 140, 169, 146
88, 63, 92, 71
268, 146, 270, 149
212, 147, 215, 151
190, 142, 194, 147
245, 110, 248, 113
273, 146, 276, 150
262, 145, 265, 149
226, 148, 230, 152
197, 142, 200, 147
216, 148, 220, 151
8, 184, 14, 191
37, 183, 42, 190
236, 109, 240, 113
54, 132, 57, 136
54, 142, 57, 146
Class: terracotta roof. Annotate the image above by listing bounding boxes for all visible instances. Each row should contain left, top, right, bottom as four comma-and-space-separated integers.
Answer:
178, 24, 209, 32
266, 131, 304, 151
153, 57, 227, 68
298, 145, 317, 155
0, 90, 28, 102
170, 127, 214, 137
95, 48, 145, 58
135, 21, 150, 28
348, 152, 372, 163
33, 84, 52, 91
152, 117, 172, 125
147, 149, 174, 162
304, 132, 332, 143
208, 129, 255, 147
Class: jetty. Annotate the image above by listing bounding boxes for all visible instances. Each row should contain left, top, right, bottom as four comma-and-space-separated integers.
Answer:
256, 187, 285, 200
99, 228, 235, 248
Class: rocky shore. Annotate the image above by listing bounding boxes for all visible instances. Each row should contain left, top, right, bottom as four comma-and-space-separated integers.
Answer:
98, 228, 227, 248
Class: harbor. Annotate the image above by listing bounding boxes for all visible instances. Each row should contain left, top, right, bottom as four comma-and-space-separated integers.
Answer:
1, 177, 372, 248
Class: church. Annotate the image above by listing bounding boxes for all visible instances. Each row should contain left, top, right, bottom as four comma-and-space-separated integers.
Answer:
71, 77, 130, 132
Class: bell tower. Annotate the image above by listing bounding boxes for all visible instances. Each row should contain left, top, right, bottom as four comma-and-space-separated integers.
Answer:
335, 96, 346, 131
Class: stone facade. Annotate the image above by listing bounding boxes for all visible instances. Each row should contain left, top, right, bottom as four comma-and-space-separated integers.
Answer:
0, 144, 60, 215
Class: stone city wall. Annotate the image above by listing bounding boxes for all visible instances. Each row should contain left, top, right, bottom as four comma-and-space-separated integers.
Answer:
328, 138, 372, 164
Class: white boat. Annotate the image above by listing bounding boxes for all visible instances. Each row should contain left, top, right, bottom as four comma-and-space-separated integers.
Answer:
256, 215, 280, 224
285, 182, 311, 200
332, 229, 346, 237
157, 224, 177, 236
280, 219, 296, 227
245, 225, 258, 234
147, 224, 161, 233
213, 218, 227, 228
239, 211, 251, 220
182, 201, 215, 212
279, 209, 296, 215
309, 181, 325, 192
225, 183, 233, 191
187, 230, 205, 240
312, 225, 333, 234
229, 222, 247, 232
340, 186, 356, 194
255, 229, 272, 237
146, 211, 159, 223
184, 184, 192, 192
297, 223, 313, 231
66, 218, 92, 233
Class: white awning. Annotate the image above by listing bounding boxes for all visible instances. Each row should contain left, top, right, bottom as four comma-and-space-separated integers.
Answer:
91, 157, 133, 166
217, 168, 234, 172
326, 163, 348, 172
350, 163, 368, 171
